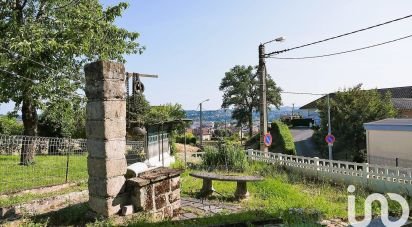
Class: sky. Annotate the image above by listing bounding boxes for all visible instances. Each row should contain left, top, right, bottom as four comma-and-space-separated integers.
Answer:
1, 0, 412, 114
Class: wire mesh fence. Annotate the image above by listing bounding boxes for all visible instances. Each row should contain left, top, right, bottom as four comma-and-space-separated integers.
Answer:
0, 134, 145, 194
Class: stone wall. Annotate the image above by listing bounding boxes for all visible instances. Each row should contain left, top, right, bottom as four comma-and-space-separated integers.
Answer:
127, 167, 182, 220
85, 61, 128, 216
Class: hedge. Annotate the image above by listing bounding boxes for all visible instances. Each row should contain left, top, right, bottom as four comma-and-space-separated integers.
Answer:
270, 121, 296, 155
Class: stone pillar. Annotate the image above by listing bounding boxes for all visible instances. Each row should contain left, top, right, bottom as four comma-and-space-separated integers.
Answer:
85, 61, 127, 216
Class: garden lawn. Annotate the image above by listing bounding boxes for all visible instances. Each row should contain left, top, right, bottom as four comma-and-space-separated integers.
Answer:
0, 154, 88, 194
178, 162, 405, 224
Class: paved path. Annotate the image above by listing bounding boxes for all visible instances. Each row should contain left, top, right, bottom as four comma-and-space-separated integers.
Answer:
290, 127, 320, 158
177, 197, 243, 220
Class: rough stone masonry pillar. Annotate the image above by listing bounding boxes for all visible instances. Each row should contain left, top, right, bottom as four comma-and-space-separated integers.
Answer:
85, 61, 127, 216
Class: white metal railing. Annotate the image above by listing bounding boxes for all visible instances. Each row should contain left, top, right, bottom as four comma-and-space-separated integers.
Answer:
247, 149, 412, 186
148, 133, 169, 145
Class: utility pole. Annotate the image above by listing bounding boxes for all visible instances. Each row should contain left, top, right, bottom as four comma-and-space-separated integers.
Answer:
327, 94, 333, 160
291, 103, 295, 119
258, 44, 268, 152
199, 99, 209, 147
200, 102, 203, 147
224, 108, 227, 137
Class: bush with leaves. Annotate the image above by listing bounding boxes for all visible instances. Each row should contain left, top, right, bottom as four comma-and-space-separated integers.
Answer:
0, 116, 23, 135
38, 100, 86, 138
201, 144, 249, 172
175, 132, 197, 145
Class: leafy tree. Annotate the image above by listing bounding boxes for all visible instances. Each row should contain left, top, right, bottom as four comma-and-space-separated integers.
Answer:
127, 93, 150, 132
0, 1, 143, 164
145, 103, 186, 127
314, 84, 396, 162
38, 98, 86, 138
0, 115, 23, 135
219, 65, 282, 136
145, 103, 187, 155
213, 129, 232, 138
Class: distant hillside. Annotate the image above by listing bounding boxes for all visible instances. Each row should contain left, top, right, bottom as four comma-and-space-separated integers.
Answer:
185, 106, 308, 122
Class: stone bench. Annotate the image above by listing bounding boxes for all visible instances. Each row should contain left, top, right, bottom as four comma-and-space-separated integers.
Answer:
189, 172, 264, 199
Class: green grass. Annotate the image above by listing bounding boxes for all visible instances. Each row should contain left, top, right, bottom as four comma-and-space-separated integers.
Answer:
178, 162, 407, 224
0, 154, 88, 194
3, 159, 409, 226
0, 182, 87, 207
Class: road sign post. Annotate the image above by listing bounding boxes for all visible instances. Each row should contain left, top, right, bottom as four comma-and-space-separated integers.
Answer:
325, 134, 335, 160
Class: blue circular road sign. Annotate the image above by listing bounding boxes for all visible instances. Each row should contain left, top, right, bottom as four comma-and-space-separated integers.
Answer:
325, 134, 335, 144
264, 133, 272, 147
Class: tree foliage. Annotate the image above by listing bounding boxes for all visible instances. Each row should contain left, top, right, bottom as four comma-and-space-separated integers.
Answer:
314, 84, 396, 162
0, 0, 144, 136
213, 129, 232, 138
38, 98, 86, 138
219, 65, 282, 136
127, 93, 150, 127
145, 103, 186, 126
0, 0, 143, 164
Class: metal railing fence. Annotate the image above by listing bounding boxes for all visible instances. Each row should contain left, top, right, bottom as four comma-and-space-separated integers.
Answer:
247, 149, 412, 196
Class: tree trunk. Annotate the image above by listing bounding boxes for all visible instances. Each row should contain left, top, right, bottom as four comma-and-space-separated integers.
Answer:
20, 97, 38, 165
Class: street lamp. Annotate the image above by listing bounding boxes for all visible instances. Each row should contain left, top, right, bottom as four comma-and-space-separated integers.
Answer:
258, 36, 285, 152
199, 99, 210, 147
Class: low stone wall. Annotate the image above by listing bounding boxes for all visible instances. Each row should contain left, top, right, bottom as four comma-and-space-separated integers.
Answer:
127, 167, 182, 220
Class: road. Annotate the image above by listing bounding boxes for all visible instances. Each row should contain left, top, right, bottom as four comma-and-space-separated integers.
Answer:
290, 128, 320, 158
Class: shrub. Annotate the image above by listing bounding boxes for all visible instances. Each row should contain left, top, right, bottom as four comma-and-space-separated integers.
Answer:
245, 133, 259, 150
170, 140, 177, 155
201, 144, 249, 172
0, 116, 23, 135
270, 121, 296, 155
175, 132, 196, 145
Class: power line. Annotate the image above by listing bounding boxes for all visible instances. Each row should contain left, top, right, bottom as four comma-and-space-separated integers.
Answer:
266, 13, 412, 56
267, 34, 412, 60
281, 91, 326, 96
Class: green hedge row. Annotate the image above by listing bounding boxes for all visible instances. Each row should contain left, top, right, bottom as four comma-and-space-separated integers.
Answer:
270, 121, 296, 155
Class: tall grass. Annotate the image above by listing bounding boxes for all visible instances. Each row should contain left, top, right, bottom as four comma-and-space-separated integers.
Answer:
201, 145, 248, 172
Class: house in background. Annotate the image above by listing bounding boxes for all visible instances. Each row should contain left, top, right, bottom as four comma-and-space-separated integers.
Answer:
364, 118, 412, 168
193, 127, 212, 141
300, 86, 412, 122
